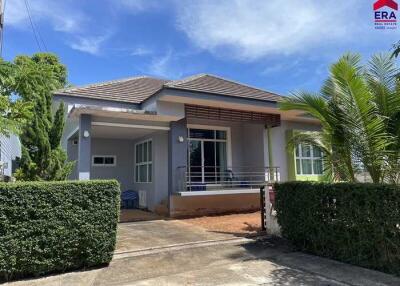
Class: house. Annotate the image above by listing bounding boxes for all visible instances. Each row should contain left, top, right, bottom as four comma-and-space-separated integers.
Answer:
53, 74, 322, 217
0, 134, 21, 181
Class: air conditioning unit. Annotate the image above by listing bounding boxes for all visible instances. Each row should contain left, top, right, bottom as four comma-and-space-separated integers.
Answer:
138, 190, 147, 208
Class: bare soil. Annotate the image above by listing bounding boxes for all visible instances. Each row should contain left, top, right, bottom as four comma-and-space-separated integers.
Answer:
120, 209, 165, 222
179, 211, 262, 236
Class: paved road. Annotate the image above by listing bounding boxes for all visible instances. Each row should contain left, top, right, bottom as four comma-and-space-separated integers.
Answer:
7, 220, 400, 286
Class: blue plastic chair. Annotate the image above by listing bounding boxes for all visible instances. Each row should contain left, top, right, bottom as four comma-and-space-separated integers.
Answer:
121, 190, 139, 209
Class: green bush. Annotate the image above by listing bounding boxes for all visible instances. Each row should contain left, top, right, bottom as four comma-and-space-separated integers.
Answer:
275, 181, 400, 276
0, 180, 120, 281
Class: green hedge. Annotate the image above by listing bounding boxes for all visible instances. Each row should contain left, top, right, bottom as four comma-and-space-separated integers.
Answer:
0, 180, 120, 281
275, 181, 400, 275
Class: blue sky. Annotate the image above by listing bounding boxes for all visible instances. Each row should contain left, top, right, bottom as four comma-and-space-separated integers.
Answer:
4, 0, 400, 95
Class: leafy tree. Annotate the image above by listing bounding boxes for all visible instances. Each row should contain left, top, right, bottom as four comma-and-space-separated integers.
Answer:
280, 53, 400, 184
0, 59, 32, 135
13, 53, 74, 181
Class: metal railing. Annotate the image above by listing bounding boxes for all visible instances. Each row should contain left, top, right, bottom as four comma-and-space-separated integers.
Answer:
176, 166, 280, 192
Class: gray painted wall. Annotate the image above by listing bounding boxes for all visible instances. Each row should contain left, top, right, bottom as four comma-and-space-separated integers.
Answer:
269, 120, 321, 181
132, 131, 169, 211
91, 138, 135, 191
169, 119, 188, 194
78, 114, 92, 180
186, 118, 266, 169
240, 123, 267, 168
69, 131, 169, 211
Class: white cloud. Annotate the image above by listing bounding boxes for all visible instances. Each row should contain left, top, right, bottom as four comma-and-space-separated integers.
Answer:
116, 0, 162, 13
130, 47, 153, 56
175, 0, 393, 61
262, 60, 301, 75
6, 0, 85, 33
148, 49, 174, 77
144, 49, 183, 79
69, 35, 110, 55
6, 0, 113, 55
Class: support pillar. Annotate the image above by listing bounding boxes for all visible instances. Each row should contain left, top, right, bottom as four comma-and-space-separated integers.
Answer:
168, 118, 188, 194
78, 114, 91, 180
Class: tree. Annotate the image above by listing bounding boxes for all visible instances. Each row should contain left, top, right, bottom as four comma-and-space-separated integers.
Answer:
0, 59, 32, 135
13, 53, 74, 181
280, 53, 400, 184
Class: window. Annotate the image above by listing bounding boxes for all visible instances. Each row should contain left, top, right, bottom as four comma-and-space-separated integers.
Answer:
295, 144, 323, 175
92, 155, 116, 166
135, 140, 152, 183
187, 126, 229, 184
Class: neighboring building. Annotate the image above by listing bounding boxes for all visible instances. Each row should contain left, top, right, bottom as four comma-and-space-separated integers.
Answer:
0, 134, 21, 181
53, 74, 321, 217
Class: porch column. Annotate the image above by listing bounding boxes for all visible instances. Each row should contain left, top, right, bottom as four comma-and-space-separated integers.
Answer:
78, 114, 92, 180
168, 118, 187, 194
265, 125, 277, 182
266, 126, 274, 168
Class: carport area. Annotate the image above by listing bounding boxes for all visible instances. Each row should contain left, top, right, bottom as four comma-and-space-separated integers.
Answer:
120, 209, 262, 236
115, 219, 240, 256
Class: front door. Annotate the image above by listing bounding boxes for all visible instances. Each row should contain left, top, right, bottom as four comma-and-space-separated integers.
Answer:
188, 127, 228, 185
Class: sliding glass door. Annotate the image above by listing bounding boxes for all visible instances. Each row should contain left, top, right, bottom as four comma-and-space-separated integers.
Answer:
188, 127, 228, 184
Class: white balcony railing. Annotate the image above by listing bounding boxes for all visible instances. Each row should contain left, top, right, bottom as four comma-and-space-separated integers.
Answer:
176, 166, 280, 193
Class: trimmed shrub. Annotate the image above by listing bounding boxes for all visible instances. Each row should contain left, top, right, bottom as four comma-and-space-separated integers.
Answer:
0, 180, 120, 281
275, 181, 400, 276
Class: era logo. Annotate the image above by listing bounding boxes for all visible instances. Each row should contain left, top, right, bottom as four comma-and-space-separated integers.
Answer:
374, 0, 398, 29
374, 0, 398, 10
375, 11, 397, 19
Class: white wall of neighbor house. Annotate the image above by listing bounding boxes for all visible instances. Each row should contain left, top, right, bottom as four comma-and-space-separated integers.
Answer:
269, 120, 321, 181
0, 134, 21, 177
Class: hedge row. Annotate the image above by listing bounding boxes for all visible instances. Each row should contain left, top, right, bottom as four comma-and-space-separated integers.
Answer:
275, 181, 400, 276
0, 180, 120, 282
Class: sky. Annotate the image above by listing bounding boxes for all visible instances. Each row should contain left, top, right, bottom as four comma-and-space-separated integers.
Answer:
4, 0, 400, 95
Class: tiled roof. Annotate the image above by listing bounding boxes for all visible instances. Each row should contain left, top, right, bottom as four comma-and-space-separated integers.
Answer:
54, 76, 168, 104
54, 74, 282, 104
165, 74, 282, 102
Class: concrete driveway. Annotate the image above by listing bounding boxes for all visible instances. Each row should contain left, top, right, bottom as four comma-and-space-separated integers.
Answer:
7, 219, 400, 286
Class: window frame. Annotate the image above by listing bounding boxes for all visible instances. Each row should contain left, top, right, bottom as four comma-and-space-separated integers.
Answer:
295, 144, 323, 175
187, 124, 232, 168
186, 125, 232, 185
135, 139, 153, 183
92, 155, 117, 167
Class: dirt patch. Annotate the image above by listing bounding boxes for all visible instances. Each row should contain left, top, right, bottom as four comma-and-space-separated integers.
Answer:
120, 209, 165, 222
179, 211, 262, 236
